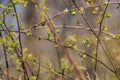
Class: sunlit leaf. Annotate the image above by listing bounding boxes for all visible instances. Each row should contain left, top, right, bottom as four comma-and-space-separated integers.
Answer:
71, 10, 77, 15
105, 13, 112, 18
27, 31, 32, 36
31, 76, 37, 80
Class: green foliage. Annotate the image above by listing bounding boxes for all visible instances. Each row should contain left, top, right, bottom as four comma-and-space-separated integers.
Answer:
20, 26, 25, 30
82, 38, 91, 47
47, 31, 54, 41
0, 4, 6, 9
31, 76, 37, 80
102, 25, 108, 31
105, 13, 112, 18
76, 20, 81, 25
13, 0, 28, 7
5, 7, 12, 14
63, 8, 69, 13
26, 31, 32, 36
65, 34, 77, 46
92, 7, 99, 14
0, 65, 2, 71
10, 53, 16, 60
54, 45, 58, 48
0, 21, 5, 28
116, 4, 120, 9
0, 0, 120, 80
41, 21, 46, 26
103, 36, 110, 41
114, 34, 120, 40
79, 7, 84, 14
64, 34, 78, 50
87, 0, 94, 4
60, 58, 69, 74
9, 24, 14, 29
71, 10, 77, 15
39, 0, 49, 22
55, 29, 60, 33
16, 67, 23, 72
97, 16, 101, 24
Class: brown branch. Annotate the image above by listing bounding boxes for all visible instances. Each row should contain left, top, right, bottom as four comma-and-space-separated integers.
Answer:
9, 0, 29, 79
85, 1, 120, 8
94, 0, 111, 79
0, 32, 11, 80
0, 27, 116, 76
33, 0, 87, 79
71, 0, 120, 79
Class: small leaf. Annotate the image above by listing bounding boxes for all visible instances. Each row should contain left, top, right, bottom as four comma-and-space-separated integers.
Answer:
104, 36, 110, 41
39, 36, 42, 40
16, 59, 22, 65
82, 38, 90, 45
116, 4, 120, 9
102, 25, 108, 31
97, 17, 101, 24
20, 26, 25, 30
72, 46, 78, 51
12, 13, 15, 16
41, 21, 45, 26
113, 34, 120, 40
79, 66, 86, 70
10, 53, 16, 60
0, 21, 5, 28
23, 48, 28, 54
71, 10, 77, 15
25, 54, 32, 60
56, 29, 60, 33
47, 31, 54, 40
76, 21, 81, 25
27, 31, 32, 36
10, 42, 19, 48
82, 54, 86, 58
63, 8, 69, 13
0, 4, 6, 9
91, 58, 95, 62
6, 7, 12, 14
79, 7, 84, 14
104, 1, 108, 5
54, 45, 58, 48
64, 34, 77, 47
32, 57, 37, 62
105, 13, 112, 18
10, 32, 16, 37
31, 76, 37, 80
16, 67, 23, 72
9, 24, 14, 29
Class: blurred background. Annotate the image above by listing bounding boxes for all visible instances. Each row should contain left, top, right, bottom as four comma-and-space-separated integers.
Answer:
0, 0, 120, 80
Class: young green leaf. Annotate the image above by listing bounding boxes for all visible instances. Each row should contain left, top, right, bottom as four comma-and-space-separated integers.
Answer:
105, 13, 112, 18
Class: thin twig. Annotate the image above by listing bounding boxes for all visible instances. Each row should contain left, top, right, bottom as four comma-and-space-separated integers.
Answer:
9, 0, 29, 79
36, 56, 41, 80
95, 0, 110, 80
71, 0, 120, 79
33, 0, 87, 79
0, 32, 10, 80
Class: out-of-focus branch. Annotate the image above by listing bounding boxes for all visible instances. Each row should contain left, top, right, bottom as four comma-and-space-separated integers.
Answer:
71, 0, 120, 79
85, 1, 120, 8
33, 0, 87, 79
0, 32, 10, 80
9, 0, 29, 79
